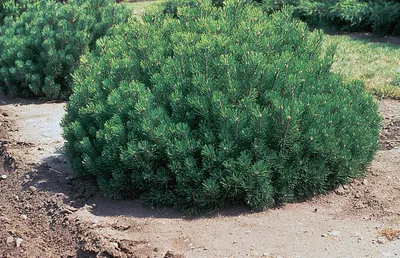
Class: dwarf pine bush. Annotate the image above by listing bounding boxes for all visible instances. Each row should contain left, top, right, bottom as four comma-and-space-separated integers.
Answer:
63, 0, 381, 214
0, 0, 130, 99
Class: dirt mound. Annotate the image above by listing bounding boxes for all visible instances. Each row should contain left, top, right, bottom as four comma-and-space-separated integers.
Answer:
0, 111, 79, 257
0, 102, 185, 258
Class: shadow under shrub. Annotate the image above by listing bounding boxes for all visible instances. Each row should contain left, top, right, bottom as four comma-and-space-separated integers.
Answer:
0, 0, 130, 100
63, 0, 381, 214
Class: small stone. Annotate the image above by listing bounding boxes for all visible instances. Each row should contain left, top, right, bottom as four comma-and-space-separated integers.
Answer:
6, 236, 13, 246
28, 186, 37, 193
321, 234, 327, 237
354, 200, 365, 209
354, 232, 363, 240
25, 175, 30, 179
83, 191, 92, 199
328, 231, 341, 236
60, 205, 78, 214
20, 214, 27, 220
52, 157, 62, 164
37, 147, 44, 151
381, 251, 395, 257
377, 237, 385, 244
74, 187, 85, 198
153, 247, 158, 252
111, 242, 119, 249
335, 186, 345, 195
65, 176, 75, 181
343, 185, 350, 190
15, 238, 23, 247
92, 217, 99, 224
263, 252, 271, 256
0, 174, 7, 180
362, 179, 368, 185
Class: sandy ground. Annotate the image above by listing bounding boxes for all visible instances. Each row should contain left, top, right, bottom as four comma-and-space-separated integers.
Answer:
0, 92, 400, 258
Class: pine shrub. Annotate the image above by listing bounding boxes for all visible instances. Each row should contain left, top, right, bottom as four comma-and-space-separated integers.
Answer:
63, 0, 381, 214
0, 0, 130, 100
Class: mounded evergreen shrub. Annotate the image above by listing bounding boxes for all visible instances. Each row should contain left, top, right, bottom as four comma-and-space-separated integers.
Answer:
0, 0, 130, 100
63, 0, 381, 214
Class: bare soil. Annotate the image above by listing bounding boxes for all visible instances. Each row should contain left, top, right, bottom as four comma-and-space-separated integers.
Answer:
0, 92, 400, 258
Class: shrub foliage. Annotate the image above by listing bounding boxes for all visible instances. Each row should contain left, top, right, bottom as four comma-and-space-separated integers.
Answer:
265, 0, 400, 36
63, 0, 381, 214
0, 0, 130, 99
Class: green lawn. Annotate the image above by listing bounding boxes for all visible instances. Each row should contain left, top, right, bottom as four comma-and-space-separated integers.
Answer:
326, 34, 400, 99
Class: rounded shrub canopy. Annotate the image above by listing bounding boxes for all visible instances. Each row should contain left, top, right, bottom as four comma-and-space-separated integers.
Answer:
63, 0, 381, 214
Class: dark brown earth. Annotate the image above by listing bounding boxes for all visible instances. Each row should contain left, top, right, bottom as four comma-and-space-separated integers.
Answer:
0, 93, 399, 258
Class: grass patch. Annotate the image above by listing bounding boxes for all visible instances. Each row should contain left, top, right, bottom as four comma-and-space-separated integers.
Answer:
124, 0, 161, 16
326, 34, 400, 99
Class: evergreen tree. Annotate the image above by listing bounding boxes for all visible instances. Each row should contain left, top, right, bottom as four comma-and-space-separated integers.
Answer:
63, 0, 381, 214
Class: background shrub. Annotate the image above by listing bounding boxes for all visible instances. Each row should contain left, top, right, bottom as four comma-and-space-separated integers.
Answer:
264, 0, 400, 35
63, 0, 381, 214
161, 0, 198, 16
0, 0, 130, 100
393, 70, 400, 87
